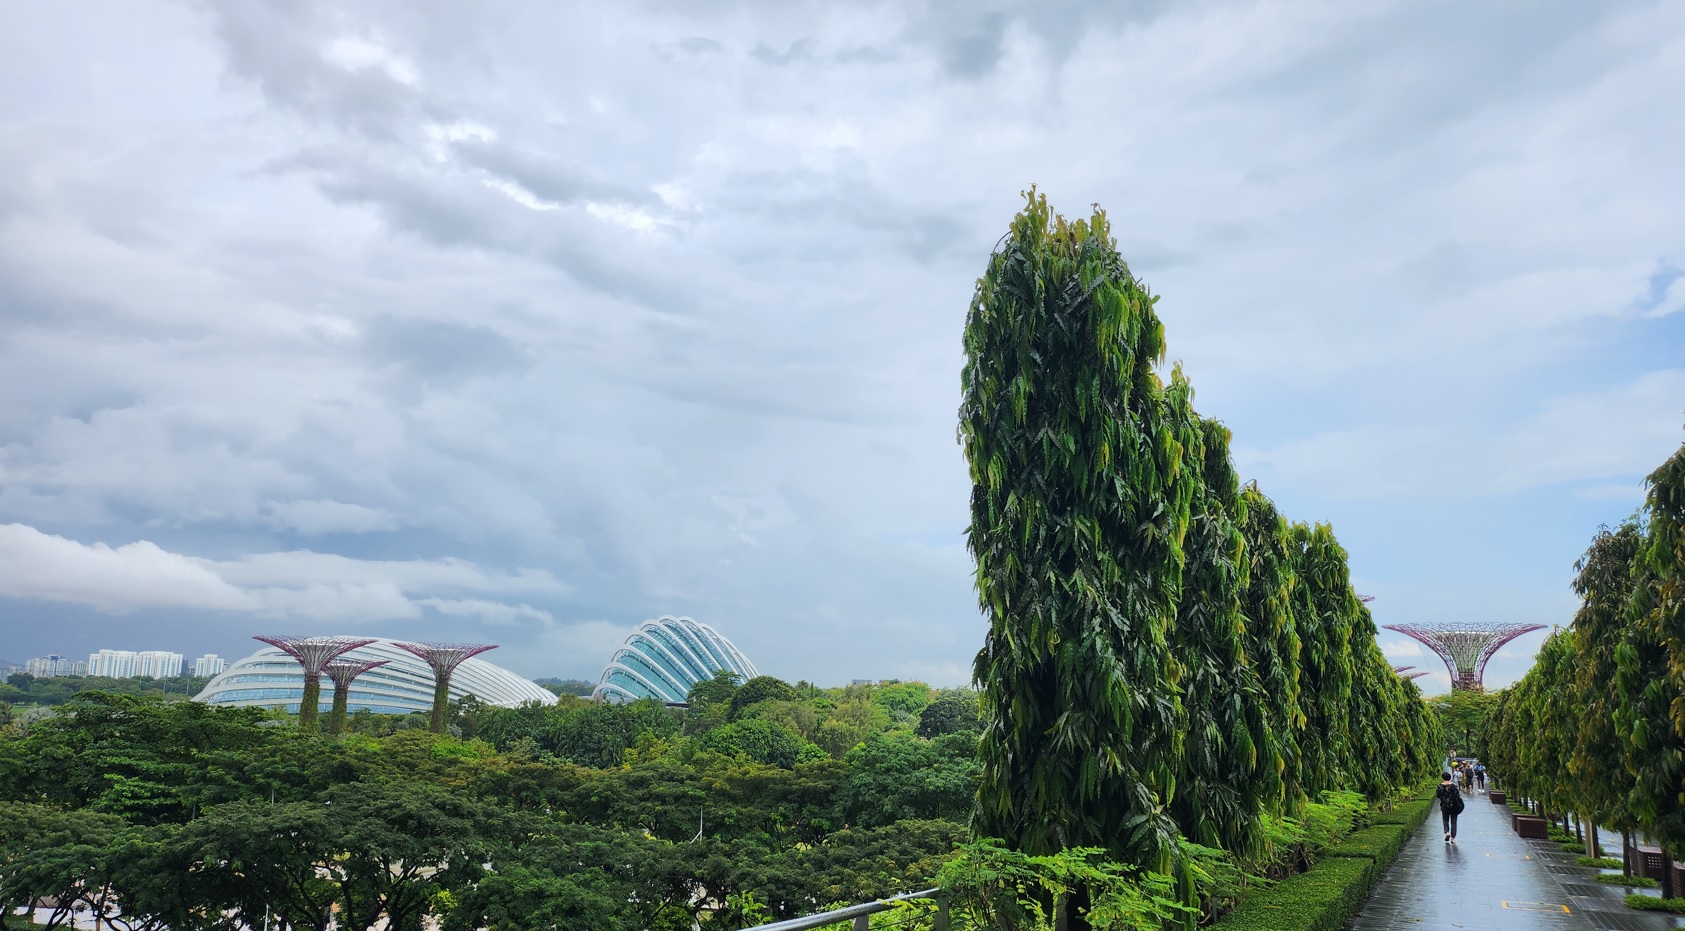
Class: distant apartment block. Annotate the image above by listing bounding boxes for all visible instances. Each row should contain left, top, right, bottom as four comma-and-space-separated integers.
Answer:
193, 654, 226, 678
87, 649, 184, 679
25, 654, 88, 677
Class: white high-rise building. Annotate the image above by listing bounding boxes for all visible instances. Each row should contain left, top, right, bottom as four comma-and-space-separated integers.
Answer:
193, 654, 226, 677
25, 654, 86, 677
87, 649, 184, 679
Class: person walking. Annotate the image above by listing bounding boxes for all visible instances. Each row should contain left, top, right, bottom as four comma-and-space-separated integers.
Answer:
1474, 763, 1486, 791
1437, 771, 1465, 843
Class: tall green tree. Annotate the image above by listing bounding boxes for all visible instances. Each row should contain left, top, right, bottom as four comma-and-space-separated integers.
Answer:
1290, 523, 1360, 794
1569, 523, 1645, 853
1165, 409, 1272, 856
1235, 485, 1303, 814
961, 190, 1191, 869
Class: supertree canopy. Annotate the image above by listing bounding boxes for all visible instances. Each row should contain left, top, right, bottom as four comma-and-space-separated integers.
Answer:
1382, 623, 1545, 691
253, 635, 378, 730
393, 642, 498, 733
322, 658, 390, 737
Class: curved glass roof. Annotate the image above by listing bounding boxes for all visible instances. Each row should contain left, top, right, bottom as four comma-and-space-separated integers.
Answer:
195, 637, 556, 714
593, 615, 758, 703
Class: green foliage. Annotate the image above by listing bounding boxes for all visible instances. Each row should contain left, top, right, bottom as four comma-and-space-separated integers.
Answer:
1208, 857, 1374, 931
916, 688, 981, 738
0, 673, 212, 707
1579, 856, 1623, 868
729, 676, 800, 720
962, 190, 1192, 868
697, 718, 826, 769
1424, 690, 1498, 760
1321, 825, 1408, 868
937, 840, 1192, 931
1627, 894, 1685, 912
477, 696, 680, 768
1600, 873, 1658, 887
870, 681, 933, 721
838, 732, 980, 827
1489, 441, 1685, 864
1235, 486, 1303, 814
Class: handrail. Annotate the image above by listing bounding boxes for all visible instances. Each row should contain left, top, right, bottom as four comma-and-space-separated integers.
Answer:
746, 887, 948, 931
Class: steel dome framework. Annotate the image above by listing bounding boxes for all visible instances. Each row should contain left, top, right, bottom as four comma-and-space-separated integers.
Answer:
1382, 622, 1545, 691
593, 615, 758, 703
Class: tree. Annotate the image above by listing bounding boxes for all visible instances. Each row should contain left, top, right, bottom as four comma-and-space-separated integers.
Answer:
0, 803, 125, 931
698, 719, 826, 769
324, 780, 508, 931
1235, 485, 1303, 814
1570, 521, 1645, 859
1290, 523, 1360, 795
916, 689, 981, 738
838, 732, 980, 827
1164, 409, 1273, 856
961, 190, 1191, 870
728, 676, 800, 720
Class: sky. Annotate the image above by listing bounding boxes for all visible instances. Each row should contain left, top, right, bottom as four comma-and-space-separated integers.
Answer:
0, 0, 1681, 693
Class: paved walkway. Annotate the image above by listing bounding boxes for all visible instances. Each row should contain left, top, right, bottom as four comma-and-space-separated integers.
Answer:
1350, 789, 1685, 931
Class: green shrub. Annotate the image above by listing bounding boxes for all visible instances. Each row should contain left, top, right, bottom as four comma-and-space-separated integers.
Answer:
1599, 874, 1658, 888
1577, 856, 1622, 868
1627, 895, 1685, 913
1559, 841, 1585, 854
1322, 825, 1409, 873
1370, 799, 1431, 827
1210, 858, 1373, 931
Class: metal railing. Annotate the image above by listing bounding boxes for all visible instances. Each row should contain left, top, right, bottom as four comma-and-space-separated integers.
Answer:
746, 888, 949, 931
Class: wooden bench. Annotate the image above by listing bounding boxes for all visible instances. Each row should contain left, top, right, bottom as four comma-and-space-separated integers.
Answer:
1513, 814, 1549, 839
1488, 791, 1506, 804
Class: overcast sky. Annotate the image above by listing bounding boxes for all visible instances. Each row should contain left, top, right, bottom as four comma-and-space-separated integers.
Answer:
1, 0, 1681, 693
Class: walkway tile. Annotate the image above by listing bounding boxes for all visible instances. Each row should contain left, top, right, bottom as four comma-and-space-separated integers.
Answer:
1348, 791, 1685, 931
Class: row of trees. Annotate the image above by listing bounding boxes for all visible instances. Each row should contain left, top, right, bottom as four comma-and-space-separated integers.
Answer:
1486, 440, 1685, 894
0, 675, 984, 930
959, 191, 1438, 897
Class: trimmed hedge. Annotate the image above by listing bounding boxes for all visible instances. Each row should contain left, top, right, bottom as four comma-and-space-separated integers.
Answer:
1209, 857, 1375, 931
1370, 799, 1431, 827
1213, 790, 1430, 930
1627, 895, 1685, 913
1323, 824, 1410, 875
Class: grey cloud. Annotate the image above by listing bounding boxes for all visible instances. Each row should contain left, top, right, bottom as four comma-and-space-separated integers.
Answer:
362, 316, 530, 390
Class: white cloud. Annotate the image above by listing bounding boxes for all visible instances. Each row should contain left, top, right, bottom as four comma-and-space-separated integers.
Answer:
0, 523, 252, 613
419, 597, 555, 626
1379, 638, 1424, 658
322, 36, 418, 86
0, 523, 559, 625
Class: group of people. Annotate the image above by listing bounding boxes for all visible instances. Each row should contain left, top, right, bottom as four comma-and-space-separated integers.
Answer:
1435, 758, 1487, 843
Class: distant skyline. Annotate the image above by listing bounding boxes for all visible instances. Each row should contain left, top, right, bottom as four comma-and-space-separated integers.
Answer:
2, 1, 1683, 694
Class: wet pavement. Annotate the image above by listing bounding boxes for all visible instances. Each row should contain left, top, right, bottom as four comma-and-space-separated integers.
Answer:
1349, 789, 1685, 931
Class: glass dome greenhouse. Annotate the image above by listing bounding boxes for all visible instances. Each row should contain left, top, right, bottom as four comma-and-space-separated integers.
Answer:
593, 615, 758, 703
196, 637, 556, 715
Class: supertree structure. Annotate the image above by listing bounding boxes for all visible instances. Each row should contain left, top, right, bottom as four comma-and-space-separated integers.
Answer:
1392, 665, 1415, 673
253, 635, 377, 731
1381, 623, 1545, 691
393, 642, 498, 733
322, 657, 390, 737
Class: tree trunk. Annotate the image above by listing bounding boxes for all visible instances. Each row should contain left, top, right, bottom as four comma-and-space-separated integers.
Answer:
1663, 845, 1676, 900
1623, 830, 1634, 877
1589, 822, 1599, 860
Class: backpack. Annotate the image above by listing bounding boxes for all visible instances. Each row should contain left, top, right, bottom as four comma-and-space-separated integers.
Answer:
1439, 783, 1464, 814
